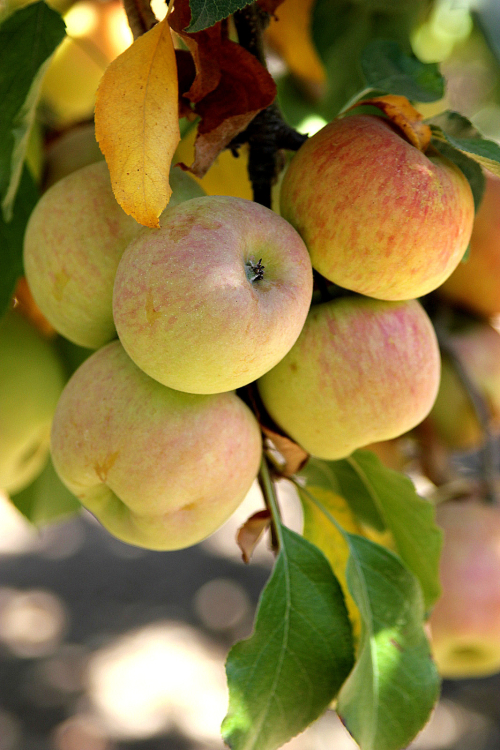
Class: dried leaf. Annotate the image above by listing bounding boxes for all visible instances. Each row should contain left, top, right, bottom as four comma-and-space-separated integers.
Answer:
170, 0, 276, 176
350, 94, 431, 151
241, 384, 309, 477
237, 509, 271, 563
95, 17, 180, 227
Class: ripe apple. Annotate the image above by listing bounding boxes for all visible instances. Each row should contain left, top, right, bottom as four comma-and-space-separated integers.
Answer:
113, 195, 313, 394
280, 114, 475, 300
439, 173, 500, 317
425, 320, 500, 450
50, 341, 262, 550
23, 160, 205, 349
257, 296, 441, 459
429, 498, 500, 678
0, 311, 65, 494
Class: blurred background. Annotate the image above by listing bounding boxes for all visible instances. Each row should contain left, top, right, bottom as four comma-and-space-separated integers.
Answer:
2, 479, 500, 750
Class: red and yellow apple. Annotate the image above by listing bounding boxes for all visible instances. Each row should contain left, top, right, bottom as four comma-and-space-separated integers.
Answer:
429, 498, 500, 678
280, 114, 475, 300
257, 296, 441, 459
50, 341, 262, 550
112, 196, 313, 394
23, 160, 205, 349
0, 311, 65, 494
439, 173, 500, 318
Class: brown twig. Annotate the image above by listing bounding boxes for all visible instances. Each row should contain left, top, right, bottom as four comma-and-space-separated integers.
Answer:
122, 0, 157, 39
434, 319, 499, 503
232, 4, 307, 207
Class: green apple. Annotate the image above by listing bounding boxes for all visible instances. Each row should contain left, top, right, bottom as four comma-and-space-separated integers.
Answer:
257, 296, 440, 459
50, 341, 262, 550
24, 161, 205, 349
0, 311, 65, 494
429, 498, 500, 678
43, 123, 104, 189
425, 320, 500, 450
112, 196, 313, 394
439, 173, 500, 317
280, 114, 475, 300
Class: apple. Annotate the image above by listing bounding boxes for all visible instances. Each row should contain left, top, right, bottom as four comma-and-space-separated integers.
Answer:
43, 123, 104, 189
257, 296, 441, 459
23, 160, 206, 350
50, 340, 262, 550
424, 320, 500, 450
112, 195, 313, 394
429, 498, 500, 678
439, 173, 500, 318
280, 114, 475, 300
0, 310, 65, 494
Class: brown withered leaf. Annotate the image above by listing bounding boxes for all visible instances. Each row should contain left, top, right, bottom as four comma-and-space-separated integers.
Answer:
237, 509, 271, 563
241, 383, 309, 477
170, 0, 276, 177
349, 94, 431, 152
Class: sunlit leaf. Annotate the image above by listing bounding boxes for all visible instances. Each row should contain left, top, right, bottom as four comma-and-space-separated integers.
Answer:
300, 486, 440, 750
0, 1, 65, 219
95, 17, 180, 228
430, 111, 500, 178
338, 534, 440, 750
222, 525, 354, 750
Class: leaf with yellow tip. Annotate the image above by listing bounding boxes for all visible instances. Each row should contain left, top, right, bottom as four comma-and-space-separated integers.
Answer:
95, 18, 180, 228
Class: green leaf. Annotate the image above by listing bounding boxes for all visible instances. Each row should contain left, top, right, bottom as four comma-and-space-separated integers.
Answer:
222, 525, 354, 750
0, 166, 38, 318
338, 534, 440, 750
302, 453, 442, 611
344, 451, 442, 611
186, 0, 252, 32
431, 138, 486, 212
0, 1, 65, 219
301, 457, 386, 532
429, 111, 500, 177
360, 39, 444, 102
10, 455, 81, 526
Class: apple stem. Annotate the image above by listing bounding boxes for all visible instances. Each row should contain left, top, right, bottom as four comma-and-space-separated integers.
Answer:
258, 456, 282, 554
246, 258, 265, 282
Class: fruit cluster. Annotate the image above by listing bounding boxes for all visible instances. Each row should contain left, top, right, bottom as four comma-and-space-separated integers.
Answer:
15, 108, 476, 554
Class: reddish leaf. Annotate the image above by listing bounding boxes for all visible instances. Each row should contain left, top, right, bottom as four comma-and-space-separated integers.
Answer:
237, 509, 271, 563
169, 0, 276, 177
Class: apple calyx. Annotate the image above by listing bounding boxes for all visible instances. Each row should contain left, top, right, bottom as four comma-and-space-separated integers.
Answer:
246, 257, 266, 282
348, 94, 432, 152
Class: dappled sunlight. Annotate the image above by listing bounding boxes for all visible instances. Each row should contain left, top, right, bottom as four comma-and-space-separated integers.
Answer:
0, 587, 67, 658
86, 621, 228, 742
0, 491, 37, 555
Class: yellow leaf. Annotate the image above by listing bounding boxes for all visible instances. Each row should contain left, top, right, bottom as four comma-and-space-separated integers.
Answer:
302, 487, 364, 645
95, 18, 180, 228
301, 486, 396, 652
266, 0, 326, 85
